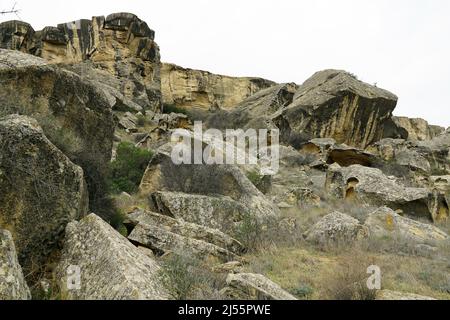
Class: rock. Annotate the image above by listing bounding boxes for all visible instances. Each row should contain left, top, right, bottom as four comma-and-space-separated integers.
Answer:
281, 187, 321, 208
272, 70, 399, 149
0, 115, 89, 272
325, 165, 449, 222
148, 191, 247, 234
326, 144, 378, 167
126, 209, 244, 255
0, 49, 115, 207
128, 213, 242, 263
55, 214, 169, 300
393, 117, 445, 141
1, 13, 162, 111
161, 63, 275, 116
375, 289, 437, 300
304, 212, 368, 247
364, 207, 448, 246
206, 83, 297, 130
221, 273, 297, 300
212, 261, 243, 274
139, 145, 279, 225
0, 229, 31, 300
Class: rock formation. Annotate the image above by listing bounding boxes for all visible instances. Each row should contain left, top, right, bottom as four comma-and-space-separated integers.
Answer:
161, 63, 275, 116
0, 115, 88, 271
393, 116, 445, 141
56, 214, 169, 300
0, 229, 31, 300
0, 13, 162, 112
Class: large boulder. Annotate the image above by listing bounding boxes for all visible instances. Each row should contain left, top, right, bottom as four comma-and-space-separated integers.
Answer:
161, 63, 275, 116
0, 13, 162, 111
304, 211, 368, 247
364, 207, 448, 246
55, 214, 169, 300
0, 115, 88, 271
221, 273, 297, 300
326, 165, 449, 222
0, 229, 31, 300
139, 144, 280, 225
272, 70, 400, 149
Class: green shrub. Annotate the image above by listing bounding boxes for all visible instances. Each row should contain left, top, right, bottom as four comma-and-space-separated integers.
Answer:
246, 170, 263, 186
108, 142, 153, 194
162, 103, 188, 115
291, 284, 314, 299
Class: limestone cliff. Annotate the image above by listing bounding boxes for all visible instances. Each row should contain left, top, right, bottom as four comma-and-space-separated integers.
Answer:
0, 13, 161, 111
393, 116, 445, 141
161, 63, 275, 115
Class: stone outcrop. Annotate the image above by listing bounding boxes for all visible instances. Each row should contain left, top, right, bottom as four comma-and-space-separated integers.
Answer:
0, 49, 115, 190
56, 214, 169, 300
393, 116, 445, 141
127, 209, 242, 263
304, 212, 368, 247
206, 83, 297, 130
161, 63, 275, 115
139, 143, 279, 225
326, 165, 449, 222
126, 209, 244, 254
0, 115, 88, 271
1, 13, 162, 111
375, 290, 437, 300
364, 207, 448, 246
221, 273, 297, 300
272, 70, 400, 149
0, 229, 31, 300
149, 191, 247, 234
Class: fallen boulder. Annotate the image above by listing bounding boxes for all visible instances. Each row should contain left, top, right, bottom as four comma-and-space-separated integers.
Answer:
55, 214, 169, 300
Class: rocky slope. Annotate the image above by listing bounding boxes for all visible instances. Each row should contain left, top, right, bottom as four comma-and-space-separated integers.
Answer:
0, 12, 448, 301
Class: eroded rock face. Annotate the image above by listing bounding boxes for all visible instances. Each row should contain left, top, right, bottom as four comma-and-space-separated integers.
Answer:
326, 165, 449, 222
0, 115, 88, 272
161, 63, 275, 116
0, 13, 161, 111
221, 273, 297, 300
56, 214, 169, 300
127, 210, 242, 263
0, 49, 115, 174
364, 207, 448, 246
139, 145, 279, 224
0, 229, 31, 300
304, 212, 368, 247
272, 70, 400, 149
393, 117, 445, 141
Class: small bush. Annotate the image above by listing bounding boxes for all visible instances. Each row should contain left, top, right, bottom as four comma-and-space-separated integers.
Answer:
136, 115, 147, 127
159, 255, 227, 300
291, 283, 314, 299
234, 213, 263, 252
246, 170, 263, 186
162, 103, 188, 115
108, 142, 153, 194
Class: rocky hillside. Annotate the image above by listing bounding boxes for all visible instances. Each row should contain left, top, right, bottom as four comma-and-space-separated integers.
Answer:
0, 13, 449, 300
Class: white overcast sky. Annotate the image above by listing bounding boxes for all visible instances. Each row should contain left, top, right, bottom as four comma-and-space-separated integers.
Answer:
1, 0, 449, 127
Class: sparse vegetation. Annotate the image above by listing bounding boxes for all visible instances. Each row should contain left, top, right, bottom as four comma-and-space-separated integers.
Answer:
162, 103, 188, 115
108, 142, 153, 194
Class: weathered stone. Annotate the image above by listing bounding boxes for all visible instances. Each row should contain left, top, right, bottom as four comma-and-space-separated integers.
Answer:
161, 63, 275, 115
128, 219, 240, 263
0, 49, 115, 194
139, 144, 279, 225
0, 115, 88, 271
272, 70, 399, 149
280, 187, 321, 208
212, 261, 243, 274
393, 116, 445, 141
149, 191, 247, 234
0, 229, 31, 300
221, 273, 297, 300
364, 207, 448, 246
375, 289, 437, 300
325, 165, 449, 222
56, 214, 169, 300
126, 208, 244, 254
304, 212, 368, 247
0, 13, 161, 111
